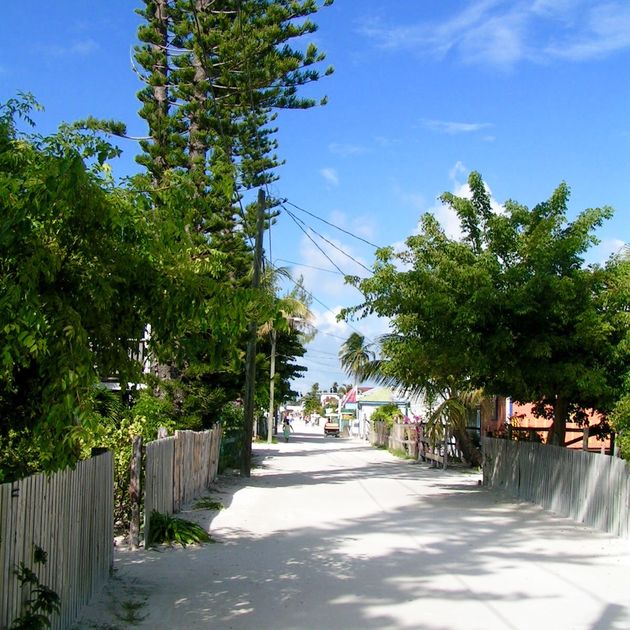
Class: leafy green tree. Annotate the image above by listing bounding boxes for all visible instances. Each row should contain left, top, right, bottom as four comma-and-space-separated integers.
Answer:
339, 333, 374, 380
134, 0, 333, 241
344, 172, 625, 446
258, 286, 314, 441
302, 382, 322, 416
0, 97, 154, 474
608, 248, 630, 460
130, 0, 334, 452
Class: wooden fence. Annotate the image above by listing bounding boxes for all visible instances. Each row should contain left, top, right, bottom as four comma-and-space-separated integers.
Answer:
371, 422, 463, 467
369, 421, 389, 447
482, 438, 630, 538
0, 452, 113, 630
388, 423, 420, 458
144, 427, 221, 542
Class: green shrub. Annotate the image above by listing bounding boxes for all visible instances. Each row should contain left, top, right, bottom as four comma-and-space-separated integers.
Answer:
218, 402, 245, 472
371, 404, 403, 426
84, 388, 176, 533
147, 511, 212, 548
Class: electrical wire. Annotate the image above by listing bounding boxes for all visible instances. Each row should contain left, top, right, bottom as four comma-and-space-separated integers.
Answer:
285, 200, 382, 249
275, 258, 343, 275
284, 210, 348, 276
265, 258, 376, 345
284, 206, 372, 274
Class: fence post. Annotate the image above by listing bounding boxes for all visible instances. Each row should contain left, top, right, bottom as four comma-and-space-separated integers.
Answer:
129, 435, 143, 549
443, 427, 448, 470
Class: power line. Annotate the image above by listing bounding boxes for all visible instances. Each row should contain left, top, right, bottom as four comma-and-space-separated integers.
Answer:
285, 200, 382, 249
284, 209, 347, 276
275, 258, 343, 275
283, 206, 372, 275
307, 348, 341, 357
265, 258, 375, 345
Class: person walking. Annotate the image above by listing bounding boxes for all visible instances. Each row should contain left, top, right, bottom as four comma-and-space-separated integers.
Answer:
282, 418, 293, 442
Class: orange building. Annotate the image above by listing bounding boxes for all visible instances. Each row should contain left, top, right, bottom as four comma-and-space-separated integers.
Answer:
480, 396, 612, 453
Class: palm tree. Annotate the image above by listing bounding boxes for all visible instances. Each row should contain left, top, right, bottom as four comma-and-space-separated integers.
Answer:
339, 333, 375, 420
260, 294, 314, 443
426, 387, 483, 467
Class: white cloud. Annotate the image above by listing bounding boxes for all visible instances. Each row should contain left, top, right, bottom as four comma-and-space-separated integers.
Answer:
391, 179, 426, 215
586, 238, 627, 265
422, 119, 493, 135
320, 167, 339, 187
298, 232, 369, 295
358, 1, 630, 67
544, 4, 630, 61
413, 162, 505, 240
38, 39, 99, 58
329, 142, 368, 157
314, 307, 349, 335
325, 209, 378, 245
449, 160, 467, 181
374, 135, 400, 148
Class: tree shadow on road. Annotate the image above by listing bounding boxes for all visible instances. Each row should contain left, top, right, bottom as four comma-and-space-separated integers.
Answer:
89, 437, 629, 630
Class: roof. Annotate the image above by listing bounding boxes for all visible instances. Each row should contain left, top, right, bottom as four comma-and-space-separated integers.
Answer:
358, 386, 396, 403
341, 386, 372, 405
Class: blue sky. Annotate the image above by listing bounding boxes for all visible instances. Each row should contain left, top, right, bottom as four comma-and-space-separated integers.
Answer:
2, 1, 629, 396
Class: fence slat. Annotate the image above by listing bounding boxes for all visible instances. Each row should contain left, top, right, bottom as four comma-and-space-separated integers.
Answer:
143, 428, 222, 543
0, 453, 114, 629
482, 437, 630, 539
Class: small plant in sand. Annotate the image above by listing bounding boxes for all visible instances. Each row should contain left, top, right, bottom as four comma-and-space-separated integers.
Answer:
147, 511, 213, 548
11, 545, 60, 630
115, 599, 147, 625
192, 497, 224, 511
389, 447, 415, 460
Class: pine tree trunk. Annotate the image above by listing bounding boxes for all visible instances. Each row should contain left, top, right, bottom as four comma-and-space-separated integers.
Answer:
152, 0, 170, 177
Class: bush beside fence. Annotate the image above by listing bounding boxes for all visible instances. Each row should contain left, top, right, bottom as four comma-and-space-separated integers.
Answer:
482, 437, 630, 538
144, 427, 221, 543
0, 452, 114, 630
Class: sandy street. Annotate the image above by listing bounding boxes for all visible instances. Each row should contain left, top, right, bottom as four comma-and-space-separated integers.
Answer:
76, 421, 630, 630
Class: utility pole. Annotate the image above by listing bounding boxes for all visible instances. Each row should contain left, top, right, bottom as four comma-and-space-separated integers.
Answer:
241, 188, 265, 477
266, 328, 277, 444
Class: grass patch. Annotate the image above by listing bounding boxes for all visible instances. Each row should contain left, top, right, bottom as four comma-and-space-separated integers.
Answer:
388, 447, 415, 460
147, 511, 213, 548
192, 497, 224, 511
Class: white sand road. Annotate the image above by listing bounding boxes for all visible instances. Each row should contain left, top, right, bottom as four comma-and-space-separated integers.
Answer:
75, 421, 630, 630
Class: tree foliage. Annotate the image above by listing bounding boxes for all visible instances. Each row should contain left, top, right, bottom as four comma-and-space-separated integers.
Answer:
1, 1, 334, 478
344, 171, 627, 446
0, 97, 154, 473
608, 249, 630, 460
339, 333, 375, 384
131, 0, 333, 444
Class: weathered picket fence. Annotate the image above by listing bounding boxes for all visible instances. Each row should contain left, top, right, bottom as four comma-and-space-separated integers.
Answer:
388, 423, 421, 458
369, 421, 390, 447
483, 438, 630, 538
144, 427, 221, 542
371, 422, 458, 467
0, 452, 113, 630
